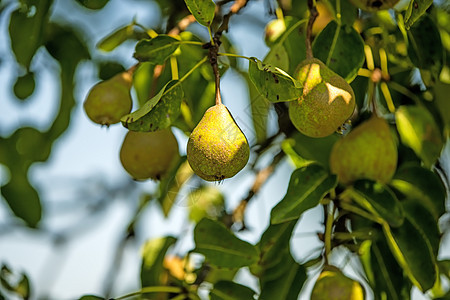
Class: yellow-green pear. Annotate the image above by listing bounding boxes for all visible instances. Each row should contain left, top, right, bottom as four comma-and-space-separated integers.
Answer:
187, 104, 249, 181
83, 71, 133, 126
330, 115, 397, 185
120, 129, 179, 180
311, 265, 364, 300
349, 0, 399, 11
289, 58, 356, 138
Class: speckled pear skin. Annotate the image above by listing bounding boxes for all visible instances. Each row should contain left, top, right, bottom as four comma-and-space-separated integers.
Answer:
330, 115, 398, 185
311, 265, 364, 300
289, 58, 356, 138
187, 104, 250, 181
84, 71, 133, 126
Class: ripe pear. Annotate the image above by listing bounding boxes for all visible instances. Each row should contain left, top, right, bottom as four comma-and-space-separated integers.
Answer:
329, 115, 397, 185
289, 58, 356, 138
187, 104, 249, 181
349, 0, 399, 11
311, 265, 364, 300
120, 129, 179, 180
83, 71, 133, 126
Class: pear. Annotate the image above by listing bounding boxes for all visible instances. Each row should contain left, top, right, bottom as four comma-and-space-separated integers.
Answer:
329, 115, 397, 185
289, 58, 356, 138
311, 265, 364, 300
83, 71, 133, 126
349, 0, 399, 11
187, 104, 249, 181
120, 129, 179, 180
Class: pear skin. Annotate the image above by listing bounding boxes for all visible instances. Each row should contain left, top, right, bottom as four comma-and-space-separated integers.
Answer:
120, 129, 179, 180
289, 58, 356, 138
311, 265, 364, 300
330, 115, 398, 185
187, 104, 249, 181
84, 71, 133, 126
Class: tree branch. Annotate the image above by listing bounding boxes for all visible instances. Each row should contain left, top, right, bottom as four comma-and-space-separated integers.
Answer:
306, 0, 318, 59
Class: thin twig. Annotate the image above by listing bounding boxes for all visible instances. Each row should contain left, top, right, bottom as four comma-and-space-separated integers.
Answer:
306, 0, 318, 59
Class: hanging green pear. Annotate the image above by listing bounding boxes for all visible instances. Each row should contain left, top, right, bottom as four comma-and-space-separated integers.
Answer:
187, 103, 249, 181
120, 129, 179, 180
83, 71, 133, 126
329, 115, 398, 185
311, 265, 364, 300
289, 58, 356, 138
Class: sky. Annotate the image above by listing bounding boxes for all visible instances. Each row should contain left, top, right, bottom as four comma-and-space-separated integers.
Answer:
0, 0, 445, 299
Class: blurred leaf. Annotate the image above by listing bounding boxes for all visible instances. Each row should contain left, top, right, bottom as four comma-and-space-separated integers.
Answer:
291, 131, 339, 170
271, 164, 337, 224
133, 62, 156, 107
13, 72, 35, 101
121, 80, 183, 132
0, 264, 30, 299
383, 216, 437, 291
78, 296, 104, 300
204, 265, 238, 284
433, 82, 450, 130
331, 0, 357, 26
141, 236, 177, 287
158, 157, 192, 217
248, 58, 301, 103
193, 219, 259, 268
360, 239, 411, 300
188, 186, 224, 223
407, 15, 443, 85
395, 105, 443, 168
391, 163, 445, 219
259, 254, 306, 300
75, 0, 109, 9
210, 281, 256, 300
98, 61, 126, 81
352, 180, 404, 228
97, 24, 134, 52
9, 0, 52, 67
312, 21, 365, 82
134, 35, 181, 64
184, 0, 215, 27
404, 0, 433, 29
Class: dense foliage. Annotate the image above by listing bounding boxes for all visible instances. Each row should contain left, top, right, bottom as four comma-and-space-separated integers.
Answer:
1, 0, 450, 299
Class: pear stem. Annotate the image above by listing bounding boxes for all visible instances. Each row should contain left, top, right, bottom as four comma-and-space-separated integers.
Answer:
324, 203, 335, 265
208, 37, 223, 106
306, 0, 318, 59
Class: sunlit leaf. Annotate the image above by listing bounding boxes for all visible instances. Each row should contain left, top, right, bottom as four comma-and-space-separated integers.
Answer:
248, 58, 301, 103
141, 236, 177, 287
395, 105, 443, 168
134, 35, 181, 64
184, 0, 215, 27
97, 24, 134, 52
391, 163, 445, 219
188, 186, 224, 223
404, 0, 433, 29
121, 80, 183, 132
194, 219, 259, 268
352, 180, 404, 228
312, 21, 365, 82
210, 281, 256, 300
271, 164, 337, 224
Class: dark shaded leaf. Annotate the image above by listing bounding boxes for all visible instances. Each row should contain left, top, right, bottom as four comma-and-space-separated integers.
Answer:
134, 35, 181, 64
312, 21, 365, 82
76, 0, 108, 9
78, 296, 104, 300
271, 164, 337, 224
291, 132, 339, 170
210, 281, 256, 300
184, 0, 215, 27
194, 219, 259, 268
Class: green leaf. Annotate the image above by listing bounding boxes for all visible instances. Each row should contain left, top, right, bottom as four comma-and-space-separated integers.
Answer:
0, 265, 30, 299
121, 80, 183, 132
97, 24, 134, 52
407, 15, 444, 85
78, 296, 104, 300
141, 236, 177, 287
210, 281, 256, 300
76, 0, 109, 9
331, 0, 357, 26
271, 164, 337, 224
9, 0, 52, 67
391, 163, 445, 219
184, 0, 215, 27
395, 105, 443, 168
404, 0, 433, 29
193, 219, 259, 268
383, 217, 437, 292
188, 186, 224, 223
352, 180, 404, 228
312, 21, 365, 82
248, 58, 301, 103
259, 255, 306, 300
264, 44, 289, 71
133, 35, 181, 64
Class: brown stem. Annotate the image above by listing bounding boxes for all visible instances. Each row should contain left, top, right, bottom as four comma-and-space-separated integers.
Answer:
306, 0, 318, 59
168, 14, 197, 36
